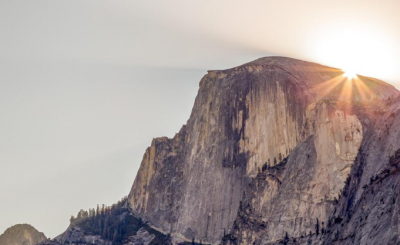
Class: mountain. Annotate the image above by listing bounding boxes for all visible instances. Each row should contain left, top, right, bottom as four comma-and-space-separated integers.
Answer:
128, 56, 400, 245
31, 56, 400, 245
0, 224, 47, 245
37, 198, 173, 245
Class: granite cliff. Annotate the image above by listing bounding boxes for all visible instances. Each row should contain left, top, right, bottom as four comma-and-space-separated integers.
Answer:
128, 56, 400, 245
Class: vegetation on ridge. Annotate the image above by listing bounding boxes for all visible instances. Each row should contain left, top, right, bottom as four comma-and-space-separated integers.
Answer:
70, 196, 171, 245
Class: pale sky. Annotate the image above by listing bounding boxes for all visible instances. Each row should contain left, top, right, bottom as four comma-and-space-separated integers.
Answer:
1, 0, 399, 238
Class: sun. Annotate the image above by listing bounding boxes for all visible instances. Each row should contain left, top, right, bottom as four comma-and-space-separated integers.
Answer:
343, 70, 357, 79
311, 23, 397, 81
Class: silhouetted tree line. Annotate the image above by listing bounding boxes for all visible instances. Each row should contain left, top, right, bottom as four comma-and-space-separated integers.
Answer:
69, 196, 171, 245
280, 218, 328, 245
70, 196, 129, 243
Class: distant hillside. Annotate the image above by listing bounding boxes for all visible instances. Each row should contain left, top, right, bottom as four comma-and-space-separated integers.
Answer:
0, 224, 47, 245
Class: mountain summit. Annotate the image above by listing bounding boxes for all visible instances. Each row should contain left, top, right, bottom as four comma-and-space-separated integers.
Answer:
128, 56, 400, 244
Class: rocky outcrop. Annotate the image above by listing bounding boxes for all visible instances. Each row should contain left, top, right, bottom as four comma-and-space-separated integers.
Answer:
55, 226, 112, 245
38, 203, 172, 245
128, 56, 399, 244
124, 228, 155, 245
0, 224, 47, 245
38, 226, 112, 245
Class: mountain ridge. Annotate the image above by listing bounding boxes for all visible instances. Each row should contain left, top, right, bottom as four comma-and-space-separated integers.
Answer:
6, 56, 400, 245
129, 56, 399, 244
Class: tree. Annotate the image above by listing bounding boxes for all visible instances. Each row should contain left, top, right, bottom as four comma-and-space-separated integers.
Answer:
262, 164, 267, 171
316, 218, 320, 236
307, 231, 312, 245
282, 232, 289, 245
68, 196, 153, 244
101, 204, 106, 215
70, 215, 75, 224
77, 209, 88, 220
113, 230, 118, 242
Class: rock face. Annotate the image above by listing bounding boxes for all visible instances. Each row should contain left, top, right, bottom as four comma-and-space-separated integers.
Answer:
0, 224, 47, 245
36, 227, 106, 245
124, 228, 155, 245
49, 226, 112, 245
321, 98, 400, 245
128, 56, 400, 244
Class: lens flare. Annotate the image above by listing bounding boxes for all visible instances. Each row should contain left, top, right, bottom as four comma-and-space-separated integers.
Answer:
343, 70, 357, 79
311, 23, 397, 81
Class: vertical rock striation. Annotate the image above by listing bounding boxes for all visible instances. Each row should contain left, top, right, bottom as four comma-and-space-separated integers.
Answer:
128, 57, 399, 244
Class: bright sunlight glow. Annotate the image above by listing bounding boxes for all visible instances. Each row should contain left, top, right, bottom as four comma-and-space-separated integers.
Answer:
343, 70, 357, 79
311, 23, 398, 81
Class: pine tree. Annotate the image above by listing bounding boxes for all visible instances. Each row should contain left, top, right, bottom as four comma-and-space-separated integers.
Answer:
283, 232, 289, 245
101, 204, 105, 215
113, 230, 118, 242
307, 231, 312, 245
70, 215, 75, 224
67, 197, 156, 245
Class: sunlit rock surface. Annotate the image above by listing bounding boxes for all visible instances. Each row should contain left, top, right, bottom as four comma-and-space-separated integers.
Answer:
128, 57, 399, 244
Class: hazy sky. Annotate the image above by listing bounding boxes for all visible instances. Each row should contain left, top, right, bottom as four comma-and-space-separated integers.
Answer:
1, 0, 399, 238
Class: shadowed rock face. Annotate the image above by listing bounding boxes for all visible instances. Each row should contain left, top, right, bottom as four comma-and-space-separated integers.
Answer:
128, 56, 400, 244
0, 224, 47, 245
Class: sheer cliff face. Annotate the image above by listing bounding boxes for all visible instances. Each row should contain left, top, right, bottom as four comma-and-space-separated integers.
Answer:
128, 57, 399, 244
0, 224, 47, 245
225, 103, 365, 244
322, 98, 400, 245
